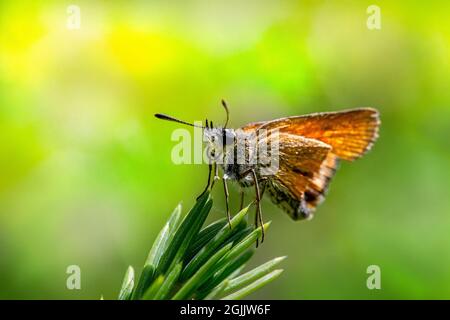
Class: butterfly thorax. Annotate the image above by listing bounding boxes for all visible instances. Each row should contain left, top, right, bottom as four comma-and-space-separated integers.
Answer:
203, 127, 257, 184
221, 130, 265, 187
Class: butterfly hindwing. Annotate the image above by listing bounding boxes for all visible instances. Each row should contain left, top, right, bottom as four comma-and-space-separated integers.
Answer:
258, 132, 333, 220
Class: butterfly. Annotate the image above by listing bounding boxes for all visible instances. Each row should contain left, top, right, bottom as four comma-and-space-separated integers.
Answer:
155, 100, 380, 245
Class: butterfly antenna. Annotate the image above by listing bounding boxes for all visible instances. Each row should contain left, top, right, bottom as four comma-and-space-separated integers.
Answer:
154, 113, 204, 128
221, 99, 229, 128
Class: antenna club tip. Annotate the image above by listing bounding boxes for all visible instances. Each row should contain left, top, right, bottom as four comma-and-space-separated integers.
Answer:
155, 113, 170, 120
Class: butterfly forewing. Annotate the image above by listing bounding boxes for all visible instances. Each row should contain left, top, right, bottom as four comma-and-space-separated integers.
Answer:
256, 108, 380, 161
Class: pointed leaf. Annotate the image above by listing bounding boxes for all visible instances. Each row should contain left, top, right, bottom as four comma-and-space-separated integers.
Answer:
204, 280, 229, 300
147, 203, 182, 268
184, 218, 227, 262
153, 263, 183, 300
142, 275, 164, 300
219, 222, 271, 266
131, 264, 155, 300
118, 266, 135, 300
221, 269, 283, 300
197, 250, 254, 299
181, 205, 251, 281
172, 243, 232, 300
158, 193, 212, 274
223, 256, 286, 295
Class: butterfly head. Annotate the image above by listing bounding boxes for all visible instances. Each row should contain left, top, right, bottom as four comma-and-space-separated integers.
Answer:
203, 126, 236, 149
155, 99, 235, 150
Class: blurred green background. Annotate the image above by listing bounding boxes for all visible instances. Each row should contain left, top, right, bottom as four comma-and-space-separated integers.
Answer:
1, 0, 449, 299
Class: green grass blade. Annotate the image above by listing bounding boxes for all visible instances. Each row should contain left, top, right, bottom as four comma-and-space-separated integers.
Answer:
171, 243, 233, 300
219, 222, 271, 265
146, 203, 182, 268
184, 218, 228, 263
204, 279, 229, 300
181, 205, 251, 281
223, 256, 286, 296
142, 275, 164, 300
221, 269, 283, 300
115, 193, 285, 301
132, 205, 181, 299
224, 226, 253, 247
197, 250, 254, 299
153, 263, 183, 300
131, 204, 182, 299
227, 264, 247, 281
118, 266, 135, 300
158, 192, 212, 274
131, 264, 155, 300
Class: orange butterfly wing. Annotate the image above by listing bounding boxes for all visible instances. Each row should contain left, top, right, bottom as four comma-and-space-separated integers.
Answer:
271, 133, 331, 195
240, 108, 380, 219
254, 108, 380, 161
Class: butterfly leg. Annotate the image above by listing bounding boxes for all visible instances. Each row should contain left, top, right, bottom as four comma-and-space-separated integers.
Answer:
239, 189, 245, 211
211, 162, 219, 188
223, 176, 231, 228
257, 180, 267, 246
196, 163, 212, 200
250, 169, 265, 246
237, 168, 267, 246
253, 181, 267, 239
